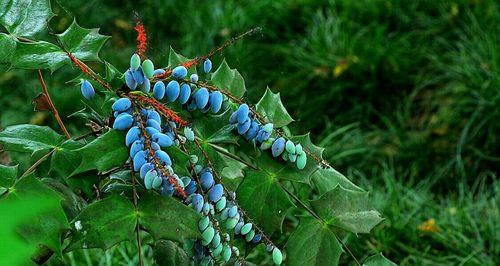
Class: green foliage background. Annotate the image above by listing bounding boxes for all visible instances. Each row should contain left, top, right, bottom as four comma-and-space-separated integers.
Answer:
0, 0, 498, 265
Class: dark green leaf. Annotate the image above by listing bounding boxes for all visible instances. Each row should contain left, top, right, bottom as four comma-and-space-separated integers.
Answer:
1, 175, 69, 255
311, 185, 383, 234
0, 0, 54, 38
0, 33, 16, 69
0, 164, 17, 187
211, 59, 246, 98
0, 124, 64, 153
236, 170, 293, 235
286, 217, 343, 266
153, 240, 190, 266
256, 88, 294, 128
67, 194, 135, 251
311, 167, 363, 195
138, 192, 200, 242
49, 139, 84, 178
42, 178, 87, 221
363, 253, 397, 266
71, 129, 128, 176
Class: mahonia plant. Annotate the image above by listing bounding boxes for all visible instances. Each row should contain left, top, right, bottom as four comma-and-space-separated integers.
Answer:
0, 1, 393, 266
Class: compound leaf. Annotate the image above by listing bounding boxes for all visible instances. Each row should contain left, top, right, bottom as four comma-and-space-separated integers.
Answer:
211, 59, 246, 99
0, 0, 54, 38
0, 124, 64, 154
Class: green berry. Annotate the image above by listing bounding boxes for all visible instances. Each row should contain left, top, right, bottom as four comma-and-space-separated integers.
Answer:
130, 53, 141, 71
202, 226, 215, 246
142, 59, 154, 78
245, 229, 255, 242
222, 244, 232, 262
285, 140, 296, 154
198, 216, 210, 231
296, 151, 307, 169
240, 223, 252, 235
272, 248, 283, 265
216, 196, 227, 212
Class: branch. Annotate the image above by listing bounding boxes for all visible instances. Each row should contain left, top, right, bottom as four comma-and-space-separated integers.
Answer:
37, 70, 71, 139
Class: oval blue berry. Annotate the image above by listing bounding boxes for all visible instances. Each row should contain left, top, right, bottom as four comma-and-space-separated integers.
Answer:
125, 126, 140, 147
129, 140, 143, 158
147, 119, 161, 131
113, 113, 134, 130
140, 163, 154, 179
141, 77, 150, 93
209, 91, 223, 113
125, 70, 137, 90
153, 68, 166, 76
191, 193, 204, 213
155, 150, 172, 166
185, 180, 197, 195
228, 206, 238, 218
147, 111, 161, 124
112, 98, 132, 112
132, 68, 144, 85
152, 133, 173, 147
203, 59, 212, 73
208, 184, 223, 203
271, 137, 286, 157
195, 87, 209, 109
146, 126, 159, 136
80, 80, 95, 100
152, 175, 163, 189
236, 104, 249, 124
200, 171, 214, 191
189, 74, 198, 83
144, 170, 156, 190
229, 111, 238, 124
237, 118, 251, 135
153, 81, 165, 100
179, 83, 191, 104
172, 66, 188, 79
166, 80, 180, 102
133, 150, 147, 171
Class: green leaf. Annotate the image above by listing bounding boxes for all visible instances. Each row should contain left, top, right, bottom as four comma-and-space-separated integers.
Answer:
153, 240, 190, 266
49, 140, 84, 178
0, 33, 16, 69
311, 185, 383, 234
286, 217, 343, 266
0, 124, 64, 153
56, 20, 109, 63
211, 59, 246, 98
71, 129, 128, 176
236, 170, 293, 235
0, 164, 17, 187
168, 146, 190, 177
0, 193, 59, 265
10, 20, 109, 72
1, 175, 69, 256
311, 167, 363, 195
0, 0, 55, 38
67, 194, 136, 251
256, 88, 294, 128
168, 47, 189, 67
363, 253, 397, 266
138, 192, 201, 242
42, 178, 87, 221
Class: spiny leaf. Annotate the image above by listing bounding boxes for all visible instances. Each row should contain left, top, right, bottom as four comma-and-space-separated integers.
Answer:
256, 88, 294, 128
286, 217, 343, 266
0, 124, 64, 154
236, 170, 294, 235
311, 185, 383, 234
211, 59, 246, 98
0, 33, 16, 70
0, 164, 18, 187
70, 129, 128, 176
311, 167, 363, 195
56, 19, 109, 62
153, 240, 190, 266
0, 0, 55, 38
138, 192, 201, 243
66, 194, 136, 251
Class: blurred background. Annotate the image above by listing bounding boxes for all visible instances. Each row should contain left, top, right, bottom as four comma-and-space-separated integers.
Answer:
0, 0, 498, 265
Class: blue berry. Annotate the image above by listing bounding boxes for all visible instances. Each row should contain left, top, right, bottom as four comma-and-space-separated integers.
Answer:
200, 171, 214, 191
132, 68, 144, 85
236, 104, 249, 124
237, 118, 251, 135
203, 59, 212, 73
271, 137, 286, 157
125, 70, 137, 90
252, 234, 262, 244
147, 111, 161, 124
112, 98, 132, 112
190, 74, 198, 83
208, 184, 223, 203
150, 141, 160, 151
130, 53, 141, 71
140, 163, 154, 179
234, 221, 244, 234
185, 180, 197, 195
155, 150, 172, 166
152, 175, 163, 189
195, 87, 209, 109
80, 80, 95, 99
166, 80, 180, 102
146, 126, 160, 136
125, 126, 140, 147
147, 119, 161, 131
129, 140, 143, 158
133, 150, 147, 171
245, 121, 259, 140
228, 206, 238, 218
191, 193, 204, 213
153, 69, 166, 76
144, 170, 156, 189
152, 133, 174, 147
141, 77, 151, 93
153, 81, 165, 100
179, 83, 191, 104
113, 113, 134, 130
172, 66, 188, 79
209, 91, 223, 113
229, 112, 238, 124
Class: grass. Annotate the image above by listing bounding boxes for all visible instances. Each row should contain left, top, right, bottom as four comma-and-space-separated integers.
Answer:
1, 0, 499, 265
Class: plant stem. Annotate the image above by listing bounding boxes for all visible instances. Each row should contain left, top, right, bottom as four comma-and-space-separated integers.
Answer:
37, 69, 71, 139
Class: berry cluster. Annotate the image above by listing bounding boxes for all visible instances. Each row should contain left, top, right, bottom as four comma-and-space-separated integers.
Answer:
106, 54, 290, 265
229, 104, 307, 169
